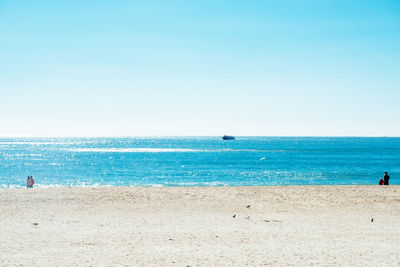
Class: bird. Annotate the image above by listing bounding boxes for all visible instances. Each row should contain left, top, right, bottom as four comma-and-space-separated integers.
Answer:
233, 214, 236, 218
246, 204, 251, 208
371, 218, 374, 222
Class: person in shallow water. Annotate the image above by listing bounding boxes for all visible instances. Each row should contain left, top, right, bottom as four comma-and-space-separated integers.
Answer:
379, 177, 384, 185
26, 176, 34, 188
383, 172, 390, 185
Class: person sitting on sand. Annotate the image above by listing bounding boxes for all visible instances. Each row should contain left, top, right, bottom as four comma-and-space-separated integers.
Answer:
379, 177, 384, 185
383, 172, 390, 185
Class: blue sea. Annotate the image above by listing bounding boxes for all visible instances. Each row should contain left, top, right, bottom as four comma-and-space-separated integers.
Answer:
0, 137, 399, 188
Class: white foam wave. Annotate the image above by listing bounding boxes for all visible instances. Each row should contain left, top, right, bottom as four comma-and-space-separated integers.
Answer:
0, 142, 59, 145
0, 184, 111, 189
0, 182, 227, 189
69, 148, 281, 153
163, 181, 228, 186
0, 184, 24, 189
71, 148, 202, 153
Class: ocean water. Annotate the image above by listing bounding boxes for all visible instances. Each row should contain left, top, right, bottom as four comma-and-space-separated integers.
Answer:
0, 137, 399, 188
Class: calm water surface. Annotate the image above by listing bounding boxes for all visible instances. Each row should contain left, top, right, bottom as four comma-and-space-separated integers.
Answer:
0, 137, 399, 188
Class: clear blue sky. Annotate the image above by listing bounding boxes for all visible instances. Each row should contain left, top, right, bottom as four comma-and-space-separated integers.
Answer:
1, 0, 399, 136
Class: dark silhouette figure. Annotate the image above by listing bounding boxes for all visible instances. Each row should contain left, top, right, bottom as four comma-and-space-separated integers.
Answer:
383, 172, 390, 185
379, 178, 384, 185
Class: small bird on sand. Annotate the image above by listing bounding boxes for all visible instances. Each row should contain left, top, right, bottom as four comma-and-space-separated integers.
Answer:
233, 214, 236, 218
246, 204, 251, 208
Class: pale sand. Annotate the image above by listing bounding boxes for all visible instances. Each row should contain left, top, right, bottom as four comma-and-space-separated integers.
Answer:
1, 186, 400, 266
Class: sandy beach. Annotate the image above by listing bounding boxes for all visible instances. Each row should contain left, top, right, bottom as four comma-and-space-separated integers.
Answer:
1, 185, 399, 266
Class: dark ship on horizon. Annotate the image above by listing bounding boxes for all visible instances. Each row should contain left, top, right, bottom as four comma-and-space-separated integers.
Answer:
222, 135, 235, 140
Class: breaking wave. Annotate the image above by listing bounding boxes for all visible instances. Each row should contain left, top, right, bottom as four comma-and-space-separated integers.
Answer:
69, 148, 281, 153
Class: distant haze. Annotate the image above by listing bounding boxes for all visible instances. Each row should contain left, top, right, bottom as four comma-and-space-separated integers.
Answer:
1, 0, 399, 136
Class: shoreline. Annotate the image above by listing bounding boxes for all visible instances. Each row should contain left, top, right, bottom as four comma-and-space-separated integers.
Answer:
1, 185, 399, 266
2, 183, 398, 190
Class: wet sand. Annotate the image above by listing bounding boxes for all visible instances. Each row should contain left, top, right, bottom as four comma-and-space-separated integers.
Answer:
1, 186, 399, 266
